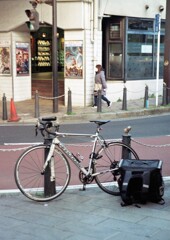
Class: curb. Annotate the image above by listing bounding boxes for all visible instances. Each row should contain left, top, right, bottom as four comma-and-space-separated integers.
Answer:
1, 177, 170, 196
58, 106, 170, 123
0, 104, 170, 125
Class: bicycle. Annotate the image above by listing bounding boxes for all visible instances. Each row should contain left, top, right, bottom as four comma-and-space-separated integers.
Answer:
14, 116, 139, 202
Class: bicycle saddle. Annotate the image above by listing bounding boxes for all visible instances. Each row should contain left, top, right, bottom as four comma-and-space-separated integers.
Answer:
40, 116, 57, 122
90, 120, 110, 126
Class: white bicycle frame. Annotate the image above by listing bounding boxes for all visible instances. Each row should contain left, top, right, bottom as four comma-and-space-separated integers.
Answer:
42, 130, 117, 178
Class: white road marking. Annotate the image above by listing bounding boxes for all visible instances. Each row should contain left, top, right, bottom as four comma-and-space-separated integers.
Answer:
4, 142, 43, 145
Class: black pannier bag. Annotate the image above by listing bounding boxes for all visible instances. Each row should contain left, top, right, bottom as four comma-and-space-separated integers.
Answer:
118, 159, 164, 206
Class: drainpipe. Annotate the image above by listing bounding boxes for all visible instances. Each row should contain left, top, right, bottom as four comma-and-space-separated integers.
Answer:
83, 0, 93, 107
83, 1, 86, 107
89, 0, 98, 65
93, 0, 98, 67
84, 0, 98, 105
90, 0, 94, 43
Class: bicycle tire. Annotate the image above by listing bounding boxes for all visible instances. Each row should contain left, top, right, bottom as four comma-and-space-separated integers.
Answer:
14, 144, 71, 202
94, 141, 139, 196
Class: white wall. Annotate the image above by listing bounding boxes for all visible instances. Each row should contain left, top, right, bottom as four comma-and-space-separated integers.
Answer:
100, 0, 166, 19
106, 79, 163, 103
11, 32, 32, 101
0, 32, 31, 102
0, 33, 13, 100
0, 1, 31, 31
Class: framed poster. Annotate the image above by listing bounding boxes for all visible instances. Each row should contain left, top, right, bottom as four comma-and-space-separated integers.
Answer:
16, 42, 29, 76
0, 42, 11, 75
65, 41, 83, 78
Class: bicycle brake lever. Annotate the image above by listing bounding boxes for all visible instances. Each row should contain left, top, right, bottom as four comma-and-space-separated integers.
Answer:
35, 122, 45, 137
35, 125, 38, 136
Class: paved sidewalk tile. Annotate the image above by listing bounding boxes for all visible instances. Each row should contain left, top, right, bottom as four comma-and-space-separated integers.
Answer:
0, 181, 170, 240
0, 97, 170, 124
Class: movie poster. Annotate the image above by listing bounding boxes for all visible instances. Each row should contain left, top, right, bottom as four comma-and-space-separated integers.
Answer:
65, 41, 83, 78
0, 44, 11, 75
16, 42, 29, 76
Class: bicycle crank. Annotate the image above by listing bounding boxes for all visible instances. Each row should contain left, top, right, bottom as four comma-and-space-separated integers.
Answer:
79, 167, 94, 185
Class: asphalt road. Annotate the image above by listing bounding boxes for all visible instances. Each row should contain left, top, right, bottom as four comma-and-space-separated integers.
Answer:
0, 113, 170, 144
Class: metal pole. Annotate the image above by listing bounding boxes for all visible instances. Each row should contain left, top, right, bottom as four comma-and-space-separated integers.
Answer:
164, 0, 170, 103
52, 0, 58, 112
156, 14, 161, 107
144, 85, 149, 108
122, 86, 127, 110
67, 89, 72, 114
162, 82, 167, 105
122, 135, 131, 159
2, 93, 8, 120
122, 126, 132, 159
44, 137, 56, 197
34, 90, 40, 118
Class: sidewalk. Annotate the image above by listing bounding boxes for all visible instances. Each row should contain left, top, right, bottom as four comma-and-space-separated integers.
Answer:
0, 182, 170, 240
0, 96, 170, 124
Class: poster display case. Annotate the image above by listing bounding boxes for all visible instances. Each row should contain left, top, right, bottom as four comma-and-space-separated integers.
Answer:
16, 42, 29, 76
0, 44, 11, 75
65, 41, 83, 78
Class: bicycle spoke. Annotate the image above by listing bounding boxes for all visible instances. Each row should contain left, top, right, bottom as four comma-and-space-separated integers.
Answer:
94, 142, 139, 195
14, 145, 71, 202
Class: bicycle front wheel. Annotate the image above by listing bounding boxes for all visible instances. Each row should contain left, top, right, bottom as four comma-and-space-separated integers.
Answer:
14, 145, 71, 202
94, 142, 139, 196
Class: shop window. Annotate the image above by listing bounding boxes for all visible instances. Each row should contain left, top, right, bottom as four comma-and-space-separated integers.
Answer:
103, 17, 165, 81
128, 18, 154, 31
126, 17, 165, 80
127, 34, 154, 79
109, 23, 121, 39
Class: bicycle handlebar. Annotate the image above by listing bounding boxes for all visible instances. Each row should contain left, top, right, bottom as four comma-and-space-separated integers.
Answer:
35, 116, 59, 137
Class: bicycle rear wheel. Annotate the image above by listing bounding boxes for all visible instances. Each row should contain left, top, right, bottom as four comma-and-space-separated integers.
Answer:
14, 145, 71, 202
94, 142, 139, 196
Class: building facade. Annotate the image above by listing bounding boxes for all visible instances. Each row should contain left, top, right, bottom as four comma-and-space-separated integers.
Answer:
0, 0, 166, 106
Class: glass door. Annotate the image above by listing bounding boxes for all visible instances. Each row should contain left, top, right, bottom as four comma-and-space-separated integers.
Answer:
108, 43, 123, 79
